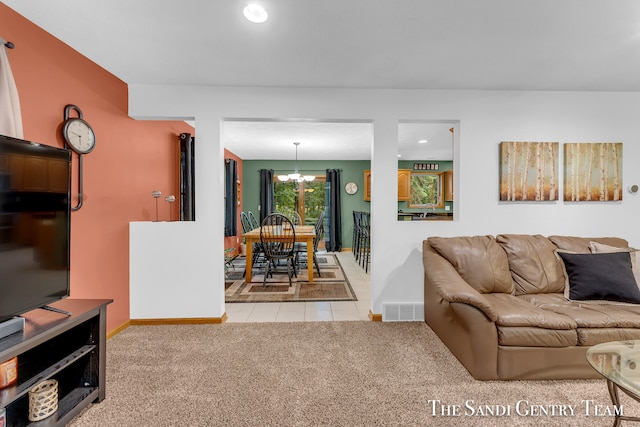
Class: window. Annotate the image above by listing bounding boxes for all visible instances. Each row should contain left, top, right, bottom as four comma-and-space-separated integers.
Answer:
409, 172, 443, 208
273, 178, 326, 225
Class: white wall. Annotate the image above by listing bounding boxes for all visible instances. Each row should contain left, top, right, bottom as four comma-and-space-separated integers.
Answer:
130, 221, 221, 319
128, 86, 640, 318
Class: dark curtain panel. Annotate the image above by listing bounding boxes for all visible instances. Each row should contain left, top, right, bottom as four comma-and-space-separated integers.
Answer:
325, 169, 342, 252
224, 159, 237, 236
179, 133, 195, 221
259, 169, 275, 222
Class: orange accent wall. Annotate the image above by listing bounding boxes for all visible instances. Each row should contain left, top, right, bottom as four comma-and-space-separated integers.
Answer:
2, 5, 194, 333
224, 149, 243, 255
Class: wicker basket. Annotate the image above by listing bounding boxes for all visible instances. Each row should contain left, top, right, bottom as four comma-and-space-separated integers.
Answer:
28, 379, 58, 421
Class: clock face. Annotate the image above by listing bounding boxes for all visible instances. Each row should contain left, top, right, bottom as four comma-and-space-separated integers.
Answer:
63, 118, 96, 154
345, 182, 358, 195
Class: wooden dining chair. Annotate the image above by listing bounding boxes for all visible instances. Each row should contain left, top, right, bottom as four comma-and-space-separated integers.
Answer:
260, 213, 297, 286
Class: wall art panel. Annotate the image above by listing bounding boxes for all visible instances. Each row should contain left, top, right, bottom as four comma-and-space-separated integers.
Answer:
499, 142, 559, 201
563, 142, 622, 202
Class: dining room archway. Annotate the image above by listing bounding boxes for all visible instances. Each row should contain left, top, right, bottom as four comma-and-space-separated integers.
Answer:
222, 118, 373, 321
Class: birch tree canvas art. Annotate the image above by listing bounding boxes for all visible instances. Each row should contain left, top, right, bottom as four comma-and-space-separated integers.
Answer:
563, 142, 622, 202
499, 142, 558, 201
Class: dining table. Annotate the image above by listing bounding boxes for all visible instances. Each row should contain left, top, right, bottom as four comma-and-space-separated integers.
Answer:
242, 225, 317, 283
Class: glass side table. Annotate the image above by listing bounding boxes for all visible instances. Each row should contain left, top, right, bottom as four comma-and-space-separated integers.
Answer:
587, 340, 640, 426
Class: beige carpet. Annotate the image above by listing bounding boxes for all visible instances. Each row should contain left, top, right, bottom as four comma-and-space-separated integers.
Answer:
69, 322, 639, 427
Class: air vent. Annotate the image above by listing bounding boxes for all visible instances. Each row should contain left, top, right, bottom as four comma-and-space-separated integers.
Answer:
382, 303, 425, 322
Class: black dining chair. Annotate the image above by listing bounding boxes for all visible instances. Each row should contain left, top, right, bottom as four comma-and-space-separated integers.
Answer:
353, 211, 363, 262
358, 212, 371, 272
240, 212, 252, 233
296, 209, 324, 277
352, 211, 370, 272
240, 211, 265, 277
291, 211, 303, 226
247, 211, 260, 230
260, 213, 297, 286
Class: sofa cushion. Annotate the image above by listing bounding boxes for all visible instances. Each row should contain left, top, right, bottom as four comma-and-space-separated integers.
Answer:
496, 326, 578, 347
422, 243, 498, 321
519, 293, 640, 328
517, 293, 640, 346
578, 328, 640, 346
483, 293, 576, 329
557, 251, 640, 304
428, 236, 514, 294
548, 235, 629, 253
496, 234, 565, 295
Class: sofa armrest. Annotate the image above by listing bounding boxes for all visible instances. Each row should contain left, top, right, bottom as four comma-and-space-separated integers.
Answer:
423, 242, 498, 322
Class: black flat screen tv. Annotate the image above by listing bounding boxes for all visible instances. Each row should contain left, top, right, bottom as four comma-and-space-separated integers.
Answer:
0, 135, 71, 323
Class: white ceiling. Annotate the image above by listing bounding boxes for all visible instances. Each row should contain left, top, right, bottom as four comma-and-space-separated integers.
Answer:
222, 119, 454, 160
5, 0, 640, 159
222, 119, 372, 160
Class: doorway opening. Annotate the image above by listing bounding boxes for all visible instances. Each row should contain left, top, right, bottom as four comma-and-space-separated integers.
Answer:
223, 118, 373, 322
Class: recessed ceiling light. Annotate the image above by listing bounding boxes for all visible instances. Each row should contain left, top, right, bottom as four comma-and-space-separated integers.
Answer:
418, 139, 428, 144
397, 154, 402, 157
244, 4, 268, 23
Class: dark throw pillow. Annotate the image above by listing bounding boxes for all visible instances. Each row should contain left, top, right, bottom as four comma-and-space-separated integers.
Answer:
557, 251, 640, 304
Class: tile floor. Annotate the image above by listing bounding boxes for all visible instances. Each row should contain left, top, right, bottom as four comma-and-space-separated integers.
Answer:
225, 251, 371, 322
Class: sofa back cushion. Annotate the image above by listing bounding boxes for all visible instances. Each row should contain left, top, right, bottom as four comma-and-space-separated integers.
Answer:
589, 241, 640, 288
548, 236, 629, 253
428, 235, 514, 294
496, 234, 566, 295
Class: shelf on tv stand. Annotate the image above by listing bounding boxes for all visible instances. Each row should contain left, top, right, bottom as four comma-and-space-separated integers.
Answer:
0, 299, 112, 427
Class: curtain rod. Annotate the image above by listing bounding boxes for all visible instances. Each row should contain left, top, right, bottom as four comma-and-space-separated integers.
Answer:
270, 169, 343, 173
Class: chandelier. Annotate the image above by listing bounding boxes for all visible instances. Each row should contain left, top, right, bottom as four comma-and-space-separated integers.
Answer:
277, 142, 315, 182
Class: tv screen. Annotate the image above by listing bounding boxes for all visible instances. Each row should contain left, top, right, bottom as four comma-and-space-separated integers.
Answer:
0, 135, 71, 323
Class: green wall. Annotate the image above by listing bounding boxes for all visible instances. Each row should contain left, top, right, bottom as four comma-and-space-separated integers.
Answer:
242, 159, 371, 250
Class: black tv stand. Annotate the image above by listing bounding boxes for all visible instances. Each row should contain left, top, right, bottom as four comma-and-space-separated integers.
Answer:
41, 304, 72, 316
0, 299, 112, 427
0, 317, 25, 340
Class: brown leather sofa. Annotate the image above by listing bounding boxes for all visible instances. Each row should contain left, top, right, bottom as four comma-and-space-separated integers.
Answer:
423, 234, 640, 380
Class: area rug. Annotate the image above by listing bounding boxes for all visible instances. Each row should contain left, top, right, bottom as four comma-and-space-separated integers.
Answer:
225, 254, 357, 303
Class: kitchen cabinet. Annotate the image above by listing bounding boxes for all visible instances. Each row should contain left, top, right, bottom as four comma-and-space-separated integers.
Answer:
445, 169, 454, 202
397, 169, 411, 201
363, 170, 371, 201
363, 169, 412, 202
